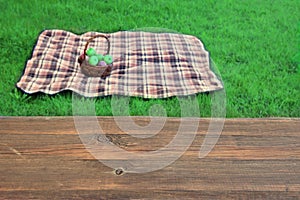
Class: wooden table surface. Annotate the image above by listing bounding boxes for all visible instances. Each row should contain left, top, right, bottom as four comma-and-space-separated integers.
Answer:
0, 117, 299, 199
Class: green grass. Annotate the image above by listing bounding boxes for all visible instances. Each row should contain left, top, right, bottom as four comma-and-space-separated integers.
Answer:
0, 0, 299, 117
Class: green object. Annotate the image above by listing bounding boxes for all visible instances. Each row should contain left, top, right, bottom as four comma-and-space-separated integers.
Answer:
2, 0, 299, 117
86, 48, 96, 56
104, 55, 113, 64
96, 54, 104, 61
88, 55, 99, 66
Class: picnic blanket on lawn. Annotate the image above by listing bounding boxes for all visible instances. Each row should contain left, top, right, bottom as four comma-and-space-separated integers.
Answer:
16, 30, 223, 98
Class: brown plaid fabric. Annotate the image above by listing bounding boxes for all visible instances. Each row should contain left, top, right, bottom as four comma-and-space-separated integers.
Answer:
17, 30, 223, 98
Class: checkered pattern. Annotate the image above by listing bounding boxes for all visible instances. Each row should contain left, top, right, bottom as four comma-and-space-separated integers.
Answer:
16, 30, 223, 98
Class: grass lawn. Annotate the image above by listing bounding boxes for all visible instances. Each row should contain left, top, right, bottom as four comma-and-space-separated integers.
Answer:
0, 0, 299, 117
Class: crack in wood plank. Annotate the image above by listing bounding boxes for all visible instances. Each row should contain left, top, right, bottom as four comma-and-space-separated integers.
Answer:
0, 143, 25, 159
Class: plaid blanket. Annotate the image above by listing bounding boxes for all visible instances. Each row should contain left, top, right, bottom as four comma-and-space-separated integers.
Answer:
16, 30, 223, 98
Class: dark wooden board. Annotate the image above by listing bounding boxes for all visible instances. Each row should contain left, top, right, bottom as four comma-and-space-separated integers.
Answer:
0, 117, 299, 199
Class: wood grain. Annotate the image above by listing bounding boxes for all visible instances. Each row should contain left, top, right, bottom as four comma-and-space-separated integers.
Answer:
0, 117, 299, 199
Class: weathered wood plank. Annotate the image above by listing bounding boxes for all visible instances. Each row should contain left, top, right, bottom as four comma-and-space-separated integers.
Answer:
0, 117, 299, 199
